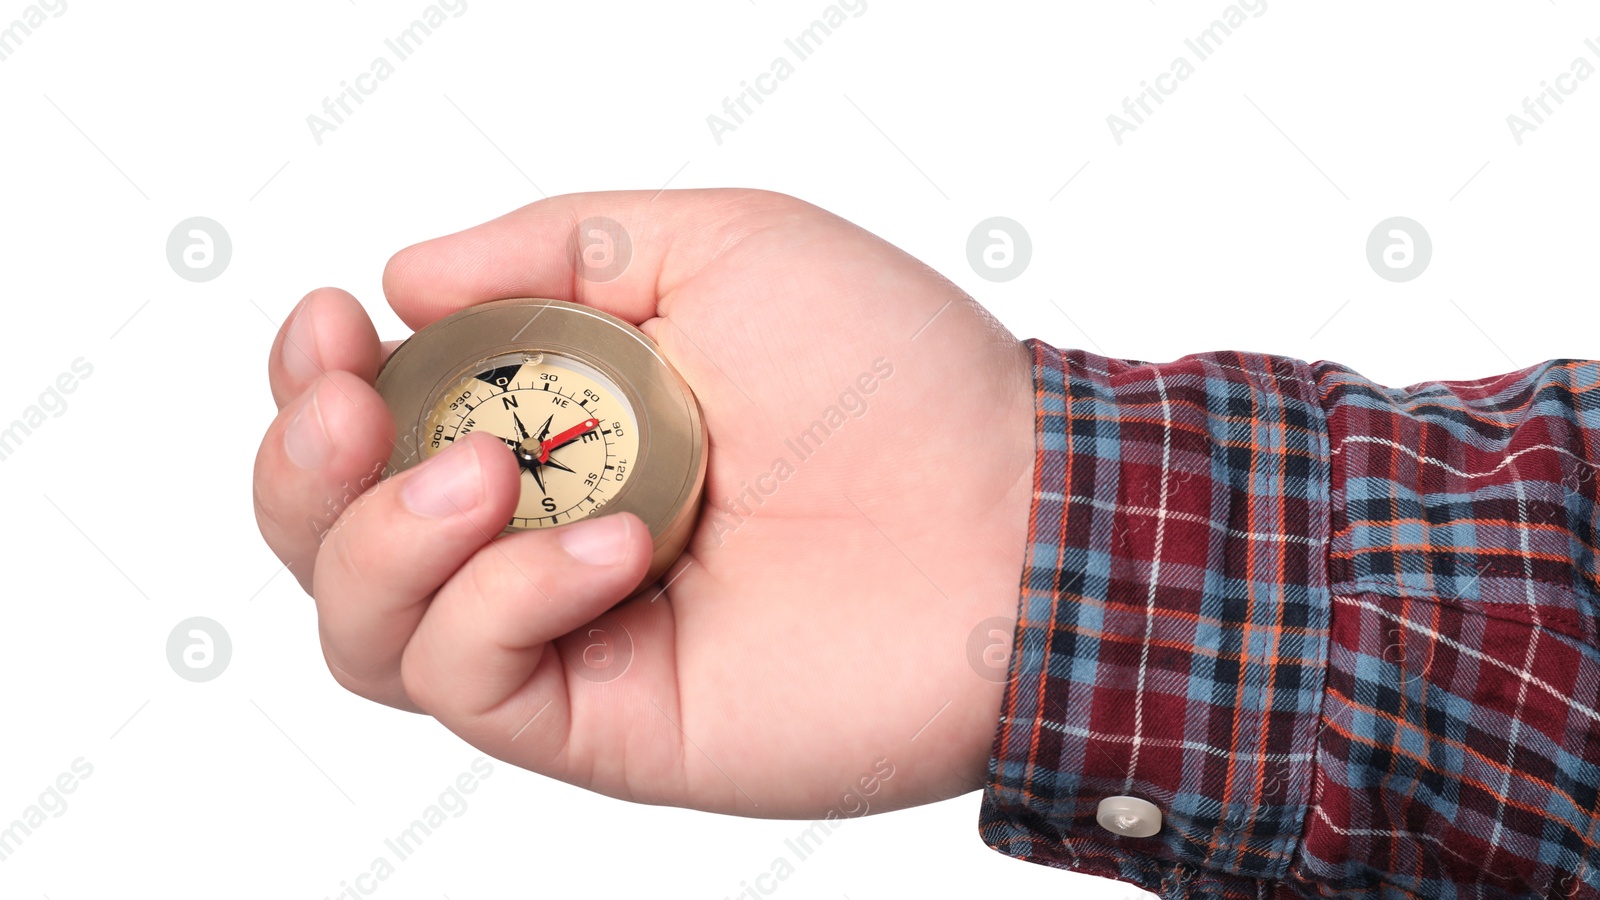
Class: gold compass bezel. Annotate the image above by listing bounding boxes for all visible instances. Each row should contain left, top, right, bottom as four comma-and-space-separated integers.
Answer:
374, 297, 707, 584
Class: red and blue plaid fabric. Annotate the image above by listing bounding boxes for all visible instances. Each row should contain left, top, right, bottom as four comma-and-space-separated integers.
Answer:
979, 339, 1600, 899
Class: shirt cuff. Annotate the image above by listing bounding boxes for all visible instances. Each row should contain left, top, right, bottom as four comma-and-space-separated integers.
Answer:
978, 339, 1334, 898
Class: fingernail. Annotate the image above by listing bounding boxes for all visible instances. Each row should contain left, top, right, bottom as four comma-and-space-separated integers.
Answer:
402, 440, 484, 519
284, 388, 330, 470
282, 301, 322, 383
560, 514, 631, 566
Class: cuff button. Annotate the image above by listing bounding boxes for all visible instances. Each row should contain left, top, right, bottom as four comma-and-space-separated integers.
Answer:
1096, 795, 1162, 838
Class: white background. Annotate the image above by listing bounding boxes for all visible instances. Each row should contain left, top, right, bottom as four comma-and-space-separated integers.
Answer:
2, 1, 1597, 898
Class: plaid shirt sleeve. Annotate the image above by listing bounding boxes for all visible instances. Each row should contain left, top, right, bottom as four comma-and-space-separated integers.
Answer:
978, 338, 1600, 900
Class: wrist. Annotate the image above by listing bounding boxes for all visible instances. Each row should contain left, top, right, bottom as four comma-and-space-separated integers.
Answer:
956, 335, 1038, 790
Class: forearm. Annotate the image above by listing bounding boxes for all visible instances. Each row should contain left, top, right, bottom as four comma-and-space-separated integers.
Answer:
978, 340, 1600, 899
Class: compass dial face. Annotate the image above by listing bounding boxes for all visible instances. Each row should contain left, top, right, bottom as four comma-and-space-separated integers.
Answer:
421, 351, 641, 529
377, 297, 708, 586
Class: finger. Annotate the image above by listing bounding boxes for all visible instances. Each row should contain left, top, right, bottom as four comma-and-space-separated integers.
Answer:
253, 371, 396, 592
269, 287, 382, 409
311, 430, 522, 710
381, 188, 811, 330
399, 512, 653, 757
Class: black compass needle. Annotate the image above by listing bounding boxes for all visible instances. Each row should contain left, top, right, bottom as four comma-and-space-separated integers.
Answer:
506, 412, 556, 494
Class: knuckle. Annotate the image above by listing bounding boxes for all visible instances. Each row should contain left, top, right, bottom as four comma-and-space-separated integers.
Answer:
320, 635, 387, 703
455, 540, 556, 645
321, 525, 376, 597
323, 654, 369, 698
728, 187, 807, 211
251, 469, 281, 531
463, 551, 520, 627
398, 639, 442, 713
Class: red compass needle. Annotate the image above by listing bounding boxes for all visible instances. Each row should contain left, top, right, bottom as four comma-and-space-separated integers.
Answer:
538, 417, 600, 462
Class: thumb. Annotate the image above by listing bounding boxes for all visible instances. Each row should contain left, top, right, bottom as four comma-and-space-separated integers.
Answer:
399, 511, 653, 745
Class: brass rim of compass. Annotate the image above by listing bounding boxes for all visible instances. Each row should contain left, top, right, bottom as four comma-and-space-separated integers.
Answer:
374, 298, 707, 580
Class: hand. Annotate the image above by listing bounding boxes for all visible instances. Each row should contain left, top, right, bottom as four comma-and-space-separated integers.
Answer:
253, 189, 1035, 818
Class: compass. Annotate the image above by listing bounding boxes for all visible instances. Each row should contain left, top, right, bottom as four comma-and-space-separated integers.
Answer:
374, 298, 707, 584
